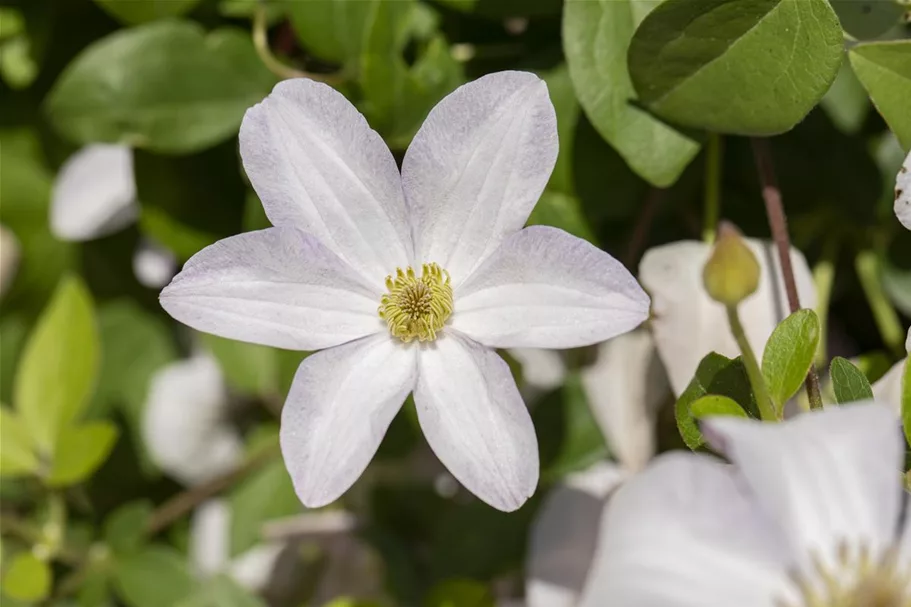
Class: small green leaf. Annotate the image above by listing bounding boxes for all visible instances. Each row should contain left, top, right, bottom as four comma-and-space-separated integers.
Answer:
849, 41, 911, 151
0, 407, 37, 476
113, 546, 197, 607
175, 575, 266, 607
761, 309, 820, 412
94, 0, 201, 24
821, 60, 870, 136
46, 422, 118, 486
830, 0, 903, 41
563, 0, 699, 187
901, 357, 910, 447
425, 579, 495, 607
104, 501, 153, 555
2, 552, 51, 602
14, 276, 99, 455
628, 0, 843, 135
675, 352, 756, 450
689, 395, 749, 420
283, 0, 375, 65
829, 357, 874, 405
229, 458, 299, 556
45, 21, 273, 154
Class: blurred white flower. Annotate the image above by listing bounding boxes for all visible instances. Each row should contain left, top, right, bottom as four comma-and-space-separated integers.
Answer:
510, 348, 567, 393
51, 144, 138, 241
525, 331, 669, 607
132, 239, 177, 288
640, 239, 816, 396
0, 224, 20, 297
872, 328, 909, 413
579, 403, 907, 607
159, 73, 650, 512
189, 499, 283, 592
896, 150, 910, 231
142, 355, 243, 486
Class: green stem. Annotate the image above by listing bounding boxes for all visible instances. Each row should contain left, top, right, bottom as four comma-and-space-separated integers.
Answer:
702, 134, 723, 244
855, 250, 905, 357
726, 305, 777, 421
252, 4, 340, 84
812, 238, 839, 366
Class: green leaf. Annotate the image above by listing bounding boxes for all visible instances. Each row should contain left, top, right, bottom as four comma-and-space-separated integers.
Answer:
45, 21, 273, 154
201, 334, 280, 398
761, 309, 820, 411
563, 0, 699, 187
830, 0, 903, 41
526, 191, 596, 244
0, 35, 38, 90
93, 0, 200, 24
14, 276, 99, 456
829, 357, 874, 405
139, 207, 219, 262
0, 407, 37, 476
46, 422, 118, 486
175, 575, 266, 607
675, 352, 756, 450
104, 501, 153, 555
113, 546, 197, 607
820, 59, 869, 135
229, 459, 299, 556
689, 395, 749, 420
283, 0, 375, 65
425, 579, 494, 607
2, 552, 51, 602
538, 373, 609, 480
628, 0, 843, 135
850, 41, 911, 151
901, 357, 910, 447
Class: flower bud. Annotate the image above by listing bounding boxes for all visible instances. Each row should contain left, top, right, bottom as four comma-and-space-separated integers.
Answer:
702, 222, 760, 306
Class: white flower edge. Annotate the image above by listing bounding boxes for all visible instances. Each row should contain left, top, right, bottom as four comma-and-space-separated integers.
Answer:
640, 239, 816, 396
160, 73, 651, 511
0, 224, 20, 298
896, 150, 911, 231
578, 403, 905, 607
51, 144, 138, 242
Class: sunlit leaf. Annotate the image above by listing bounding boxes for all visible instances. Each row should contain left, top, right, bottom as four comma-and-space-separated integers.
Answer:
0, 407, 37, 477
2, 552, 51, 602
761, 309, 820, 413
689, 395, 749, 420
850, 41, 911, 151
46, 422, 118, 486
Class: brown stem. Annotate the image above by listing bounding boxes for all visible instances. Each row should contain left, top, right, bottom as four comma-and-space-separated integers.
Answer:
144, 444, 281, 537
750, 138, 823, 411
625, 187, 664, 268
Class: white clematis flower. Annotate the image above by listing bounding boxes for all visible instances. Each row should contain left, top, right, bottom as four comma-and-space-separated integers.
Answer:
142, 355, 244, 486
640, 239, 816, 396
896, 150, 910, 231
159, 72, 650, 512
0, 224, 20, 297
51, 144, 139, 241
526, 330, 669, 607
872, 328, 910, 414
578, 403, 909, 607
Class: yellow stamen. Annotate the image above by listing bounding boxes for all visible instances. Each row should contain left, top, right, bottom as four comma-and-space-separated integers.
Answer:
378, 263, 453, 343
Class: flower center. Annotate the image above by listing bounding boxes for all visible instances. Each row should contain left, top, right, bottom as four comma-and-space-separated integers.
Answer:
781, 542, 910, 607
378, 263, 453, 343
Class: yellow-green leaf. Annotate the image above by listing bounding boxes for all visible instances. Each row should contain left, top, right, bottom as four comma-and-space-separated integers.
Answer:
761, 309, 820, 413
46, 422, 118, 486
2, 552, 51, 602
0, 406, 37, 476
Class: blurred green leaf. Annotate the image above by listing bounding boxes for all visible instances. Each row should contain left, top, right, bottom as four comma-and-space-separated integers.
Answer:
2, 552, 51, 602
0, 36, 38, 90
284, 0, 375, 65
761, 309, 820, 412
830, 357, 874, 405
0, 316, 28, 405
541, 373, 608, 480
229, 459, 299, 556
830, 0, 903, 40
628, 0, 843, 136
201, 334, 279, 398
113, 546, 197, 607
76, 568, 113, 607
425, 579, 494, 607
14, 276, 99, 456
689, 395, 749, 420
139, 208, 219, 262
882, 262, 911, 317
435, 0, 560, 17
526, 191, 595, 244
821, 59, 870, 136
563, 0, 698, 187
94, 0, 201, 24
104, 501, 153, 555
540, 66, 579, 196
675, 352, 756, 450
46, 422, 118, 486
45, 21, 273, 154
0, 407, 37, 477
175, 575, 265, 607
0, 8, 25, 38
850, 41, 911, 151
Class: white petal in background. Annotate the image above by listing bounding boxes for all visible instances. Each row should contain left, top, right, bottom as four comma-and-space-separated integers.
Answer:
526, 463, 626, 607
580, 330, 668, 473
509, 348, 566, 392
239, 78, 412, 285
142, 355, 243, 486
0, 224, 20, 297
577, 454, 790, 607
133, 239, 177, 288
896, 150, 911, 231
160, 227, 384, 351
872, 356, 906, 414
280, 334, 416, 508
702, 403, 903, 576
640, 239, 816, 396
402, 71, 558, 284
50, 144, 139, 242
453, 226, 650, 349
414, 333, 539, 512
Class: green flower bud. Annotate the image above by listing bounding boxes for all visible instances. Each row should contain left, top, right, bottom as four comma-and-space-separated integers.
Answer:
702, 222, 760, 306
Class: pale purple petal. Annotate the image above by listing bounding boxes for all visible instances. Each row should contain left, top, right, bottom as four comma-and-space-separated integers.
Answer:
450, 226, 649, 349
414, 333, 538, 511
402, 71, 558, 284
578, 453, 791, 607
280, 334, 416, 508
160, 227, 384, 351
240, 79, 412, 285
702, 403, 904, 574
